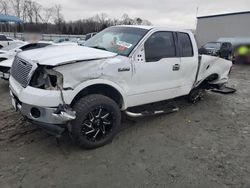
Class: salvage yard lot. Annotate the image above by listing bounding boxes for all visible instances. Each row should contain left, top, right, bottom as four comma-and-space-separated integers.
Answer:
0, 64, 250, 188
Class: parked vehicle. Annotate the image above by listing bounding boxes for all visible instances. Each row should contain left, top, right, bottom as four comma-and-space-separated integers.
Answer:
0, 41, 52, 80
9, 26, 232, 149
53, 37, 80, 45
85, 32, 97, 41
77, 33, 97, 46
199, 42, 233, 60
0, 34, 20, 48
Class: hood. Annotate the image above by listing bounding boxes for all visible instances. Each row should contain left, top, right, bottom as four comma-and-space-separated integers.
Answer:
18, 45, 117, 66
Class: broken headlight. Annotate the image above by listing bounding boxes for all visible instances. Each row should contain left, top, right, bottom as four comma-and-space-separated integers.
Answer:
30, 67, 64, 90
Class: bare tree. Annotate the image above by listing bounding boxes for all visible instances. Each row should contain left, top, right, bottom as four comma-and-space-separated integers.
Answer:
0, 0, 9, 14
54, 4, 64, 25
43, 7, 54, 24
25, 0, 34, 23
135, 18, 143, 25
10, 0, 23, 17
32, 2, 42, 24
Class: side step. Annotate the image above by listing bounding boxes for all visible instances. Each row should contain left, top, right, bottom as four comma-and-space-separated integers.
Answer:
125, 105, 179, 118
211, 86, 237, 94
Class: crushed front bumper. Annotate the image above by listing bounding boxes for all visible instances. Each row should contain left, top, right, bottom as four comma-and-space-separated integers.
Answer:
10, 90, 76, 137
10, 91, 69, 125
9, 76, 76, 137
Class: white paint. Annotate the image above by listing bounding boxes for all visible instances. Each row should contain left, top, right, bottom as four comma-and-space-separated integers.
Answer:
18, 45, 117, 66
9, 26, 232, 114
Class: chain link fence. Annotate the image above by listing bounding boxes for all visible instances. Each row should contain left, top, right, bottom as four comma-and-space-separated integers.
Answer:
1, 32, 86, 42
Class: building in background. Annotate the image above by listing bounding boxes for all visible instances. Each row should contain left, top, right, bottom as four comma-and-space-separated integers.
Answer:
196, 11, 250, 47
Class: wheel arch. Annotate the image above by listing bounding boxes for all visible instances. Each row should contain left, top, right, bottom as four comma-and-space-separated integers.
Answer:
196, 73, 220, 88
70, 80, 127, 110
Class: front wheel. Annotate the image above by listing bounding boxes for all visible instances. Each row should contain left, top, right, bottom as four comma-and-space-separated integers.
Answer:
71, 94, 121, 149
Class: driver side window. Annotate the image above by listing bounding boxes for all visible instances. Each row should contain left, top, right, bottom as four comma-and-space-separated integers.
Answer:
144, 31, 176, 62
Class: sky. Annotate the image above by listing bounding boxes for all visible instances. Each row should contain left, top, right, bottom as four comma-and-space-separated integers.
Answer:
34, 0, 250, 29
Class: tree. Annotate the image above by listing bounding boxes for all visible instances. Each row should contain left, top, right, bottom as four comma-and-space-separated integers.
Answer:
32, 2, 42, 24
43, 7, 54, 24
54, 4, 64, 25
135, 18, 143, 25
10, 0, 22, 18
0, 0, 9, 14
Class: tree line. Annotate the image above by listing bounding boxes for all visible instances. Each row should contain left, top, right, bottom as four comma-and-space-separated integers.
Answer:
0, 0, 151, 34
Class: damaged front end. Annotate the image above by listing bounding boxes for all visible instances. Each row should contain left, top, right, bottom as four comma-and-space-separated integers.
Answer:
30, 65, 76, 121
30, 66, 64, 91
10, 64, 76, 137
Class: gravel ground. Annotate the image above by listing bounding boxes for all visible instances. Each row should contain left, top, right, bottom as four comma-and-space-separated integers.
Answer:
0, 64, 250, 188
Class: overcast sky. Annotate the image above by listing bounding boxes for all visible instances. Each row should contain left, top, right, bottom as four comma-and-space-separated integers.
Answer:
34, 0, 250, 29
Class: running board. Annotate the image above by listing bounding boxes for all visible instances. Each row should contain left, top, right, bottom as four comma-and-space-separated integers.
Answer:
125, 106, 179, 118
211, 86, 237, 94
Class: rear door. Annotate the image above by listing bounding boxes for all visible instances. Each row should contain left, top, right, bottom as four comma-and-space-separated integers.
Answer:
177, 32, 198, 92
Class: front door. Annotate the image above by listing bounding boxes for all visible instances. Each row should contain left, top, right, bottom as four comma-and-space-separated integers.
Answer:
127, 31, 183, 107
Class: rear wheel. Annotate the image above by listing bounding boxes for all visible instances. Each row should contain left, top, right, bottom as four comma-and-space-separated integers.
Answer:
188, 88, 205, 103
71, 94, 121, 149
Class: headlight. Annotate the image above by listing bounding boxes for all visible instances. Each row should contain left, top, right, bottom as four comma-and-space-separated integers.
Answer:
30, 66, 63, 90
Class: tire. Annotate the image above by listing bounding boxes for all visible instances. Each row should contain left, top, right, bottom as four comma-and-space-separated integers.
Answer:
187, 88, 204, 103
71, 94, 121, 149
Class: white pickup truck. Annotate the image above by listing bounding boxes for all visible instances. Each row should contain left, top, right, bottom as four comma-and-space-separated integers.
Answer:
9, 25, 232, 149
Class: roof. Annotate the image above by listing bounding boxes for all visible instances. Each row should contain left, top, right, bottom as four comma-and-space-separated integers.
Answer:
112, 25, 192, 33
197, 11, 250, 19
0, 14, 23, 23
114, 25, 155, 30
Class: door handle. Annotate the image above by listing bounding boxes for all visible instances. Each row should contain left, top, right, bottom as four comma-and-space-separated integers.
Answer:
173, 64, 180, 71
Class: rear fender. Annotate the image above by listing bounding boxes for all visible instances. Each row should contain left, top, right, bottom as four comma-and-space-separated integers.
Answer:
195, 55, 232, 87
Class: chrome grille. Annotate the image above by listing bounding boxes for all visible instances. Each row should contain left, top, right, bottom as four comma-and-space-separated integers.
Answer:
11, 56, 33, 88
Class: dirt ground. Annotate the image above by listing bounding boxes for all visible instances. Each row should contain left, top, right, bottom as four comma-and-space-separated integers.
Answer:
0, 64, 250, 188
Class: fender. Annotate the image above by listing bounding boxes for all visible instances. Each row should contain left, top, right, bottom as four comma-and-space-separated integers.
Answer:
194, 55, 231, 87
66, 79, 128, 110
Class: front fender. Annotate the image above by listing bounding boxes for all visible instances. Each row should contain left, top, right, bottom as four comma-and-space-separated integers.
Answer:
66, 79, 128, 110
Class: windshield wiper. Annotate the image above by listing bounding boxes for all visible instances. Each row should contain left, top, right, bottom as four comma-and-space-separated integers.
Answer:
90, 46, 108, 51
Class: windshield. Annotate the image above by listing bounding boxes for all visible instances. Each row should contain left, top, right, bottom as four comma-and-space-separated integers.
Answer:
203, 42, 221, 49
1, 42, 25, 51
85, 26, 149, 56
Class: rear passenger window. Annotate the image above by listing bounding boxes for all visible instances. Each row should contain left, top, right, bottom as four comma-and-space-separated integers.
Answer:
178, 33, 193, 57
144, 32, 176, 62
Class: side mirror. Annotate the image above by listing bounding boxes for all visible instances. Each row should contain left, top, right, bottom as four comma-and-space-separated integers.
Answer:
15, 49, 22, 53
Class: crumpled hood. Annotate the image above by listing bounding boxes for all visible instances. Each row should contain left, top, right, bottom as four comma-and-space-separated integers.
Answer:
18, 45, 117, 66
